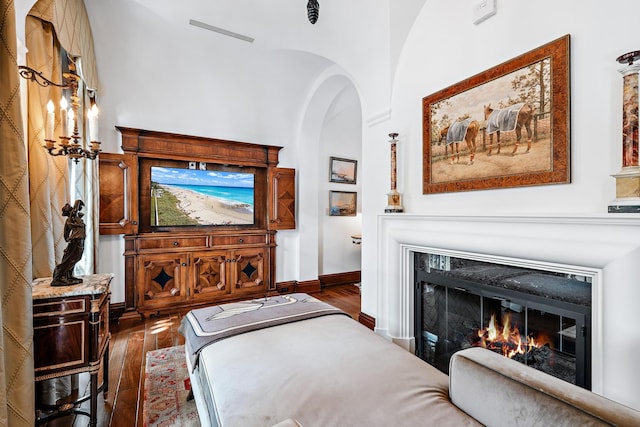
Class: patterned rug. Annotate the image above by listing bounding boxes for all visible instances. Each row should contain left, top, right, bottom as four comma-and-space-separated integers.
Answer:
143, 345, 201, 427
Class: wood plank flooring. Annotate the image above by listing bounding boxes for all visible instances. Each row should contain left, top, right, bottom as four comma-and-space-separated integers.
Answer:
40, 284, 361, 427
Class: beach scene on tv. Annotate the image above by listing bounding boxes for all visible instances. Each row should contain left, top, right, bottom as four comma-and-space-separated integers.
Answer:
150, 167, 254, 226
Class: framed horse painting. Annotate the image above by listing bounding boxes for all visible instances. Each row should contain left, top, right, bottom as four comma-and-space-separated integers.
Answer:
422, 35, 570, 194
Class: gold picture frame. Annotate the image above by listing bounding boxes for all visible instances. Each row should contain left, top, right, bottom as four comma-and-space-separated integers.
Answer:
423, 35, 570, 194
329, 191, 357, 216
329, 157, 357, 184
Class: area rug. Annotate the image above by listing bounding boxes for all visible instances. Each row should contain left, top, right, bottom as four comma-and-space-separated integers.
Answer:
143, 345, 200, 427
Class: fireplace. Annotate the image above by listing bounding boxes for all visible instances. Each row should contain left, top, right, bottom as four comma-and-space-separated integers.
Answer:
414, 253, 591, 388
371, 214, 640, 410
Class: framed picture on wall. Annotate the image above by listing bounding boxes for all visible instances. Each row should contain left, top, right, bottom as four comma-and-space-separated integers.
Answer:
329, 157, 357, 184
422, 34, 570, 194
329, 191, 357, 216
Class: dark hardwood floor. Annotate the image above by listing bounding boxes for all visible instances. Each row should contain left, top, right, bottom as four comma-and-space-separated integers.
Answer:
40, 284, 361, 427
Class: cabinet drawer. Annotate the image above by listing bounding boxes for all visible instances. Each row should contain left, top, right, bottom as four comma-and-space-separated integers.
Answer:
138, 236, 209, 250
33, 298, 87, 317
210, 234, 265, 246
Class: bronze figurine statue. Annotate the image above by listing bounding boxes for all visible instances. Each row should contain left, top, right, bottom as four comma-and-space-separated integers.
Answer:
51, 199, 86, 286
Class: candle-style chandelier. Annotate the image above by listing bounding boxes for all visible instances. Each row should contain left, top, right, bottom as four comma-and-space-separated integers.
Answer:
18, 62, 100, 163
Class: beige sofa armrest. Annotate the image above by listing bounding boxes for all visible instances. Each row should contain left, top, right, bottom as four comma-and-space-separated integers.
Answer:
449, 347, 640, 427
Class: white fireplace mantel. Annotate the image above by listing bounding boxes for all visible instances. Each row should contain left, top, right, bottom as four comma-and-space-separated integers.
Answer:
375, 213, 640, 411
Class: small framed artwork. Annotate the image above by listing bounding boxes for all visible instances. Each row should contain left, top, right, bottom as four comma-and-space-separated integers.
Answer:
329, 157, 357, 184
329, 191, 357, 216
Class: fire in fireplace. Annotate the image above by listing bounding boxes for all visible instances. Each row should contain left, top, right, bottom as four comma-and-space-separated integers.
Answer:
475, 312, 550, 359
414, 253, 591, 389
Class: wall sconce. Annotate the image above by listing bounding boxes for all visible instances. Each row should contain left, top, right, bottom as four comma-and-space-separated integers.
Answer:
18, 63, 100, 163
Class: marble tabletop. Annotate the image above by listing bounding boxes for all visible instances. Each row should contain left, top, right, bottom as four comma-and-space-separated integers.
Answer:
32, 273, 114, 300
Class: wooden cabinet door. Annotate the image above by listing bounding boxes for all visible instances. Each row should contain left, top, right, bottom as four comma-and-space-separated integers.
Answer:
137, 254, 186, 311
231, 247, 268, 297
268, 168, 296, 230
99, 153, 138, 235
33, 296, 89, 373
190, 251, 232, 300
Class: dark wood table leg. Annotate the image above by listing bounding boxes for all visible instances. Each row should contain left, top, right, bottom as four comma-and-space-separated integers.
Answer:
90, 371, 98, 427
103, 344, 109, 397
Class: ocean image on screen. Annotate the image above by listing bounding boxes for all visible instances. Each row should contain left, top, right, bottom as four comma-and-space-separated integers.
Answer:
150, 167, 254, 226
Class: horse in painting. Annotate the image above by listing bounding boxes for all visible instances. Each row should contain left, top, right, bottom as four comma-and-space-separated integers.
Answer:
440, 119, 479, 165
483, 103, 535, 155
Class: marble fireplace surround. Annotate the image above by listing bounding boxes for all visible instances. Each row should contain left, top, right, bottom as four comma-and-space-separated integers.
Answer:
375, 214, 640, 411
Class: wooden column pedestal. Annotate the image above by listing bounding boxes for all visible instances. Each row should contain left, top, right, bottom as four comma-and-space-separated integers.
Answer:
610, 52, 640, 213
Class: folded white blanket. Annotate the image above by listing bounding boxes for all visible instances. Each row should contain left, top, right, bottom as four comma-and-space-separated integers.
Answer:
179, 293, 348, 368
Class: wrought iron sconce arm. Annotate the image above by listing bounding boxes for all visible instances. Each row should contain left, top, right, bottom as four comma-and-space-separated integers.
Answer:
18, 65, 72, 88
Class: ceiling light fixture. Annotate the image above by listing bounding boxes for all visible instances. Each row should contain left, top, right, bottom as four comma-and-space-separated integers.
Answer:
307, 0, 319, 24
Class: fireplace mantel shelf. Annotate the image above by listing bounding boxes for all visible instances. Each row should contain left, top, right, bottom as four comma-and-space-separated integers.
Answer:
379, 212, 640, 224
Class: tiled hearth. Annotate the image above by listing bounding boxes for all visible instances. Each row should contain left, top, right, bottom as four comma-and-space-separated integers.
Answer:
375, 214, 640, 411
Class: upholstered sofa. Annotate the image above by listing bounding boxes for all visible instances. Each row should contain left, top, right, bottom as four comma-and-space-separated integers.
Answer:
181, 294, 640, 427
449, 347, 640, 426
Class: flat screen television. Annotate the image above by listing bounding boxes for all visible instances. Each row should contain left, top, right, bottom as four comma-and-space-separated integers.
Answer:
149, 166, 255, 227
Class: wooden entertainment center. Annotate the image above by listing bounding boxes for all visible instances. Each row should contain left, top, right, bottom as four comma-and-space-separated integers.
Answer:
99, 127, 295, 318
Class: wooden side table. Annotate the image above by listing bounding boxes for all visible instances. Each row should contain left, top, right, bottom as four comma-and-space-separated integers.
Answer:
32, 273, 112, 427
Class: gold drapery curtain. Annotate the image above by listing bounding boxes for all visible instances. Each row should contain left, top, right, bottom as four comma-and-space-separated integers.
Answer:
28, 0, 98, 90
0, 0, 36, 425
25, 15, 70, 278
26, 0, 99, 278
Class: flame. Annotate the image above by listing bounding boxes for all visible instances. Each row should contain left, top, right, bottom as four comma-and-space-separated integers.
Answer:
475, 313, 548, 358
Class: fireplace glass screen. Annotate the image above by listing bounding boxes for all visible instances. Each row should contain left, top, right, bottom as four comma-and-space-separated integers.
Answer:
415, 253, 591, 389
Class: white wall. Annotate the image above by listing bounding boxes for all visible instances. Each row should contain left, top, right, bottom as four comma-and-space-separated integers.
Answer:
360, 0, 640, 316
293, 70, 363, 282
76, 0, 388, 299
319, 84, 362, 275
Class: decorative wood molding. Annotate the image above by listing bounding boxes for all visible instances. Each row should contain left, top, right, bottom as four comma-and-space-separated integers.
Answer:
358, 312, 376, 330
117, 127, 282, 168
296, 279, 321, 294
319, 271, 361, 287
109, 302, 126, 322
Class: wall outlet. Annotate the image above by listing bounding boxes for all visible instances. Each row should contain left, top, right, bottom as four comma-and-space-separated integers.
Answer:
473, 0, 497, 25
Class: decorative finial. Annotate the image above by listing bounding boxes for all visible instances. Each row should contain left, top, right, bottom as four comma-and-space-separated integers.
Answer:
616, 51, 640, 66
307, 0, 319, 24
